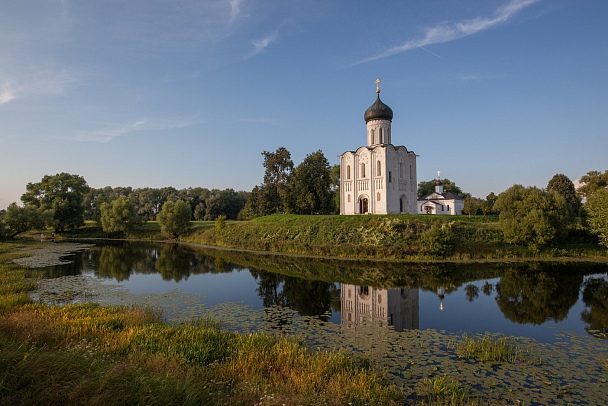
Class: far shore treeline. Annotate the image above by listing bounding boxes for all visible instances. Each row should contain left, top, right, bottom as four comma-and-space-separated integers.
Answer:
0, 147, 607, 258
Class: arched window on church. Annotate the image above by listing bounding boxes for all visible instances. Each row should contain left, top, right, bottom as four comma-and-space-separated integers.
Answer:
388, 171, 392, 182
377, 192, 381, 201
376, 160, 381, 177
370, 129, 375, 144
409, 165, 413, 180
400, 163, 404, 178
361, 163, 366, 178
347, 195, 351, 203
347, 165, 351, 180
379, 128, 383, 143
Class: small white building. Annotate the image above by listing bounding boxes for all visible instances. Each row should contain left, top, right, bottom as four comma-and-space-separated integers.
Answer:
417, 174, 464, 215
339, 79, 418, 215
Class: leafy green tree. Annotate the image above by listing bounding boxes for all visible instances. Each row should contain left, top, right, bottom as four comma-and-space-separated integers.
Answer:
285, 150, 334, 215
330, 164, 340, 212
417, 178, 465, 198
21, 173, 90, 232
241, 147, 294, 218
577, 170, 608, 198
99, 196, 145, 234
483, 192, 498, 215
585, 188, 608, 247
547, 173, 581, 219
204, 189, 248, 220
157, 199, 191, 238
494, 184, 568, 247
261, 147, 294, 214
2, 203, 47, 238
461, 196, 483, 216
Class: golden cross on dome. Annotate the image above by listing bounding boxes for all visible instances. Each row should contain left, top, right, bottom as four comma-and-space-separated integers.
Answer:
437, 170, 441, 179
375, 78, 381, 94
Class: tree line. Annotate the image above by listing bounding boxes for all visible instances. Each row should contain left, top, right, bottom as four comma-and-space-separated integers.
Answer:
0, 153, 607, 250
0, 172, 248, 238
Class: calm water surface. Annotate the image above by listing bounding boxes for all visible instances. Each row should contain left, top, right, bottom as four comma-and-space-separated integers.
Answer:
40, 241, 608, 343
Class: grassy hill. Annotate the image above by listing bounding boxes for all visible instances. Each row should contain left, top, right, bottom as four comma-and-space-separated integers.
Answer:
184, 214, 605, 261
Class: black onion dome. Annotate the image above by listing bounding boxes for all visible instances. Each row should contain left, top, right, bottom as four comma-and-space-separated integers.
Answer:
436, 179, 443, 186
364, 95, 393, 122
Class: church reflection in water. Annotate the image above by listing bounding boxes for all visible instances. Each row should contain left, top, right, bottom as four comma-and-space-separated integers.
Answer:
340, 284, 420, 332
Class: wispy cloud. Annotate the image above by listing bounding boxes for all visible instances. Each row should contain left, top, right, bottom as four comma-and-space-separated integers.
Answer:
75, 115, 197, 143
228, 0, 244, 24
357, 0, 540, 64
0, 85, 15, 105
75, 120, 147, 143
246, 33, 277, 59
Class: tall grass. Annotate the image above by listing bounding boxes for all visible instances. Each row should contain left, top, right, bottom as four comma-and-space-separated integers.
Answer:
0, 243, 406, 405
450, 333, 540, 364
415, 376, 476, 406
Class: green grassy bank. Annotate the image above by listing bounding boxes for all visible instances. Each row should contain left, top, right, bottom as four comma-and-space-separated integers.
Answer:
185, 214, 607, 261
61, 214, 607, 261
0, 241, 406, 405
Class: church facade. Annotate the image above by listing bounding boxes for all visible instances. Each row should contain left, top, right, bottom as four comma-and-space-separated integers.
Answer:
339, 80, 418, 215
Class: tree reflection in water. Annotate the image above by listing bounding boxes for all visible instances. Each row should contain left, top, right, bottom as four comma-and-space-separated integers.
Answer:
92, 242, 240, 282
495, 269, 583, 325
581, 277, 608, 338
250, 269, 339, 321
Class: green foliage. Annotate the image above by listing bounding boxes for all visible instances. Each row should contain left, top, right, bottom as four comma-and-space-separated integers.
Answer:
2, 203, 47, 238
577, 170, 608, 198
157, 199, 191, 238
21, 173, 90, 232
418, 178, 465, 198
214, 214, 226, 230
494, 184, 568, 247
585, 188, 608, 247
420, 223, 454, 257
547, 173, 581, 219
330, 163, 340, 211
262, 146, 294, 214
285, 150, 334, 214
99, 196, 146, 234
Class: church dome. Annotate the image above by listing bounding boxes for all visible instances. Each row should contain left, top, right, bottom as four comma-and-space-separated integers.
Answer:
364, 95, 393, 122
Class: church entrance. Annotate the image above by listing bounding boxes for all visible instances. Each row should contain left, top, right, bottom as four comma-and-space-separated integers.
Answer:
400, 195, 408, 213
359, 197, 369, 214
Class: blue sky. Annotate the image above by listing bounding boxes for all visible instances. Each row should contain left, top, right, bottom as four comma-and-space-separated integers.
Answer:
1, 0, 607, 209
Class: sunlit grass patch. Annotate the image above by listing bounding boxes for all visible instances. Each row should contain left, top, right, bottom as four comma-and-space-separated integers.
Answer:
450, 333, 539, 364
129, 322, 237, 366
415, 376, 476, 406
0, 303, 163, 348
218, 333, 406, 405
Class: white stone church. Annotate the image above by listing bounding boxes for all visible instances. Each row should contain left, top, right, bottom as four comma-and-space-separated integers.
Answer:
339, 80, 418, 215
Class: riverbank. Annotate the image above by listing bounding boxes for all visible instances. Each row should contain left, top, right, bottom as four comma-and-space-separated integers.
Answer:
186, 214, 607, 262
0, 241, 405, 405
63, 214, 608, 262
2, 241, 607, 404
